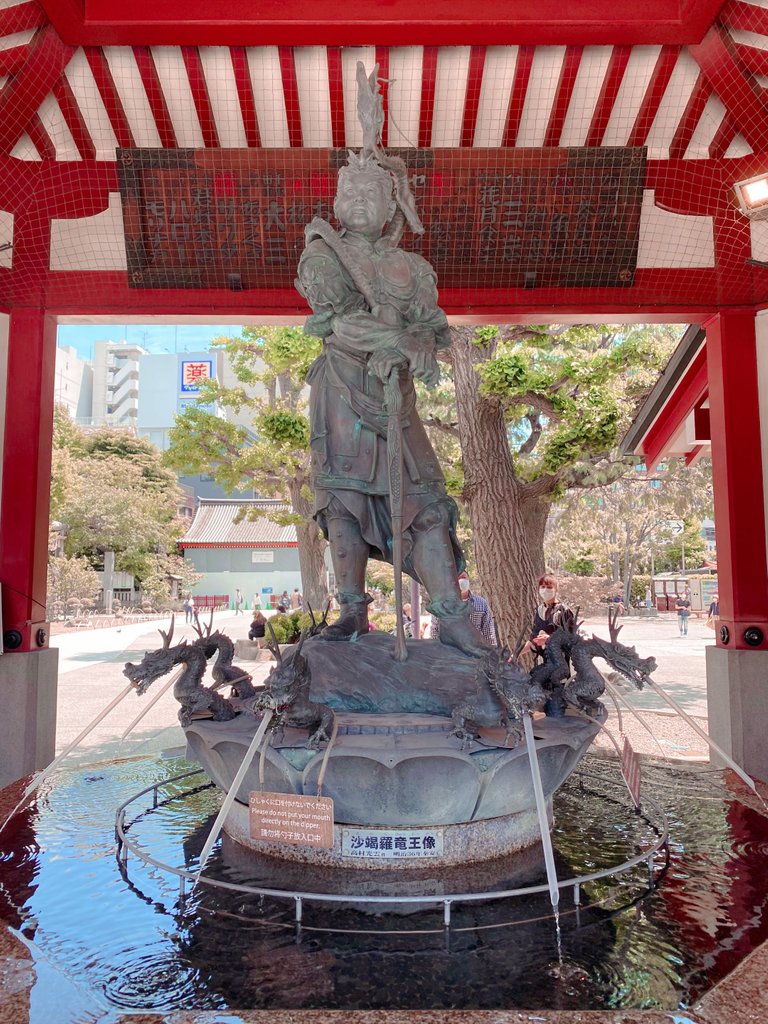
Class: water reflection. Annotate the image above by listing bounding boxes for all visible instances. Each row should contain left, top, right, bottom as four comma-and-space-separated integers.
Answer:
0, 755, 766, 1013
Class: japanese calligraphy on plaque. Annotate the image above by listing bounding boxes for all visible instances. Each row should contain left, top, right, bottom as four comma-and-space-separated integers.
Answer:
249, 792, 334, 849
341, 827, 444, 859
117, 147, 645, 291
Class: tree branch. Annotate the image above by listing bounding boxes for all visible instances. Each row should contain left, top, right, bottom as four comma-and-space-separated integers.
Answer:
422, 415, 461, 439
519, 413, 542, 456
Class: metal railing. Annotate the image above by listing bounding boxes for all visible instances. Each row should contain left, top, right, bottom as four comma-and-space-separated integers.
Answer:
115, 767, 670, 932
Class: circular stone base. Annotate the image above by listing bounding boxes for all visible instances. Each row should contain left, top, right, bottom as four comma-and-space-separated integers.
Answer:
225, 799, 552, 870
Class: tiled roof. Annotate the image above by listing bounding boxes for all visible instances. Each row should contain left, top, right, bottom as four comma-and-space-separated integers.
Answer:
179, 499, 297, 548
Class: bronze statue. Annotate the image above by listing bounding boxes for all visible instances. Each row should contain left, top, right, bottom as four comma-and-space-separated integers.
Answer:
296, 63, 489, 658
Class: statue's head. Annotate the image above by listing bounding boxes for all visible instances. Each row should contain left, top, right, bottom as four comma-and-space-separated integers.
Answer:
334, 151, 396, 237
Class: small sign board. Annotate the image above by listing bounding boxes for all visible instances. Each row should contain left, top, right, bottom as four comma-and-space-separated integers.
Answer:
621, 735, 642, 808
180, 358, 213, 393
249, 792, 334, 849
341, 827, 444, 860
251, 550, 274, 563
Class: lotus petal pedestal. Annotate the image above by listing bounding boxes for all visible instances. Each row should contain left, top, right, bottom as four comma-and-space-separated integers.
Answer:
184, 710, 601, 869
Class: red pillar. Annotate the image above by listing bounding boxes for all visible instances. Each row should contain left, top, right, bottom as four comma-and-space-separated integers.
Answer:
706, 310, 768, 650
0, 307, 57, 652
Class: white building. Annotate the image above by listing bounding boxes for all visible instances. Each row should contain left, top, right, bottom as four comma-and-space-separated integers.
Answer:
91, 340, 145, 428
54, 345, 93, 422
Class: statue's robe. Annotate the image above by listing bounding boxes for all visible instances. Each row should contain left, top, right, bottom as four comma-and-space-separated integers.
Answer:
296, 229, 463, 578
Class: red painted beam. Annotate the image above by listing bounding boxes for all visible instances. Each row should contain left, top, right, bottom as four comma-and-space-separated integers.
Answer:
132, 45, 177, 148
326, 46, 345, 150
708, 112, 738, 159
0, 1, 46, 37
26, 113, 57, 159
278, 46, 302, 147
719, 0, 768, 37
585, 45, 631, 147
642, 345, 708, 470
668, 73, 712, 160
543, 45, 582, 148
690, 25, 768, 154
84, 46, 135, 148
685, 444, 706, 466
0, 45, 30, 78
502, 45, 534, 148
229, 46, 260, 148
418, 45, 438, 150
181, 46, 220, 148
0, 25, 74, 155
733, 43, 768, 79
626, 45, 680, 148
0, 308, 58, 651
29, 268, 729, 320
38, 0, 727, 46
51, 72, 96, 159
460, 45, 486, 149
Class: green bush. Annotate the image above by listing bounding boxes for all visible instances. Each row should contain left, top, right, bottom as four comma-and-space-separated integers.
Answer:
267, 609, 342, 643
563, 554, 597, 576
296, 609, 339, 633
630, 574, 651, 604
264, 613, 299, 644
370, 611, 397, 634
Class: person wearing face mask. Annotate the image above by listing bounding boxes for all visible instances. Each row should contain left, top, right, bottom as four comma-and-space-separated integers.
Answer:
430, 571, 498, 647
522, 573, 574, 657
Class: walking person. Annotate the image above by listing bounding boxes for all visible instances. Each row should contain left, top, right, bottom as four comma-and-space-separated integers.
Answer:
234, 587, 244, 615
707, 592, 720, 631
676, 589, 691, 635
290, 587, 303, 610
183, 594, 195, 624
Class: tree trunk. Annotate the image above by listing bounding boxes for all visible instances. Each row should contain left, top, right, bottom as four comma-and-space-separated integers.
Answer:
289, 484, 328, 609
450, 330, 540, 647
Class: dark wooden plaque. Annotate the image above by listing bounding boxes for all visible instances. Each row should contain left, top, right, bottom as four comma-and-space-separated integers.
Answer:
117, 147, 646, 291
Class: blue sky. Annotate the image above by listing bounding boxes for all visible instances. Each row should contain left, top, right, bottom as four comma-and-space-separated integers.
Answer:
57, 323, 245, 361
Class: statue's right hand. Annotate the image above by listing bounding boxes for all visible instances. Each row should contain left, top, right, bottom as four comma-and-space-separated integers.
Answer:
368, 347, 406, 381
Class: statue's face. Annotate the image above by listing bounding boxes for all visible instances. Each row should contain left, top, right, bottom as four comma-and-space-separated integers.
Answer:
334, 172, 392, 236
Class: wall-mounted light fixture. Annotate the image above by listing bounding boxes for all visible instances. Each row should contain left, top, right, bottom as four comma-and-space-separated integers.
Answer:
735, 173, 768, 218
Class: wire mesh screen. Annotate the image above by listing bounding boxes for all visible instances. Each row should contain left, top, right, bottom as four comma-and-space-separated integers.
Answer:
2, 6, 768, 315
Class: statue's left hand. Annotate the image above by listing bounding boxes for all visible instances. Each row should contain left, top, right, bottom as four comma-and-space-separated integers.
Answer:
411, 351, 440, 388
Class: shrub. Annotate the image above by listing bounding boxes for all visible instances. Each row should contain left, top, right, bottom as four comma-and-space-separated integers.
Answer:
370, 611, 397, 634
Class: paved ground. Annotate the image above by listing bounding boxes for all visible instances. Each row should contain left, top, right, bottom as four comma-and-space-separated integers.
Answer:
51, 609, 713, 765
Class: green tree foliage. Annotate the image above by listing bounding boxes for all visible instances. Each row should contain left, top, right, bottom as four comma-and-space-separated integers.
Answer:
47, 553, 101, 610
443, 323, 682, 644
546, 459, 713, 601
140, 553, 202, 606
164, 326, 329, 607
51, 410, 184, 583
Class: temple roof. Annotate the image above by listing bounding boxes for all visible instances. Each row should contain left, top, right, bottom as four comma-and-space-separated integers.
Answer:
178, 498, 298, 548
